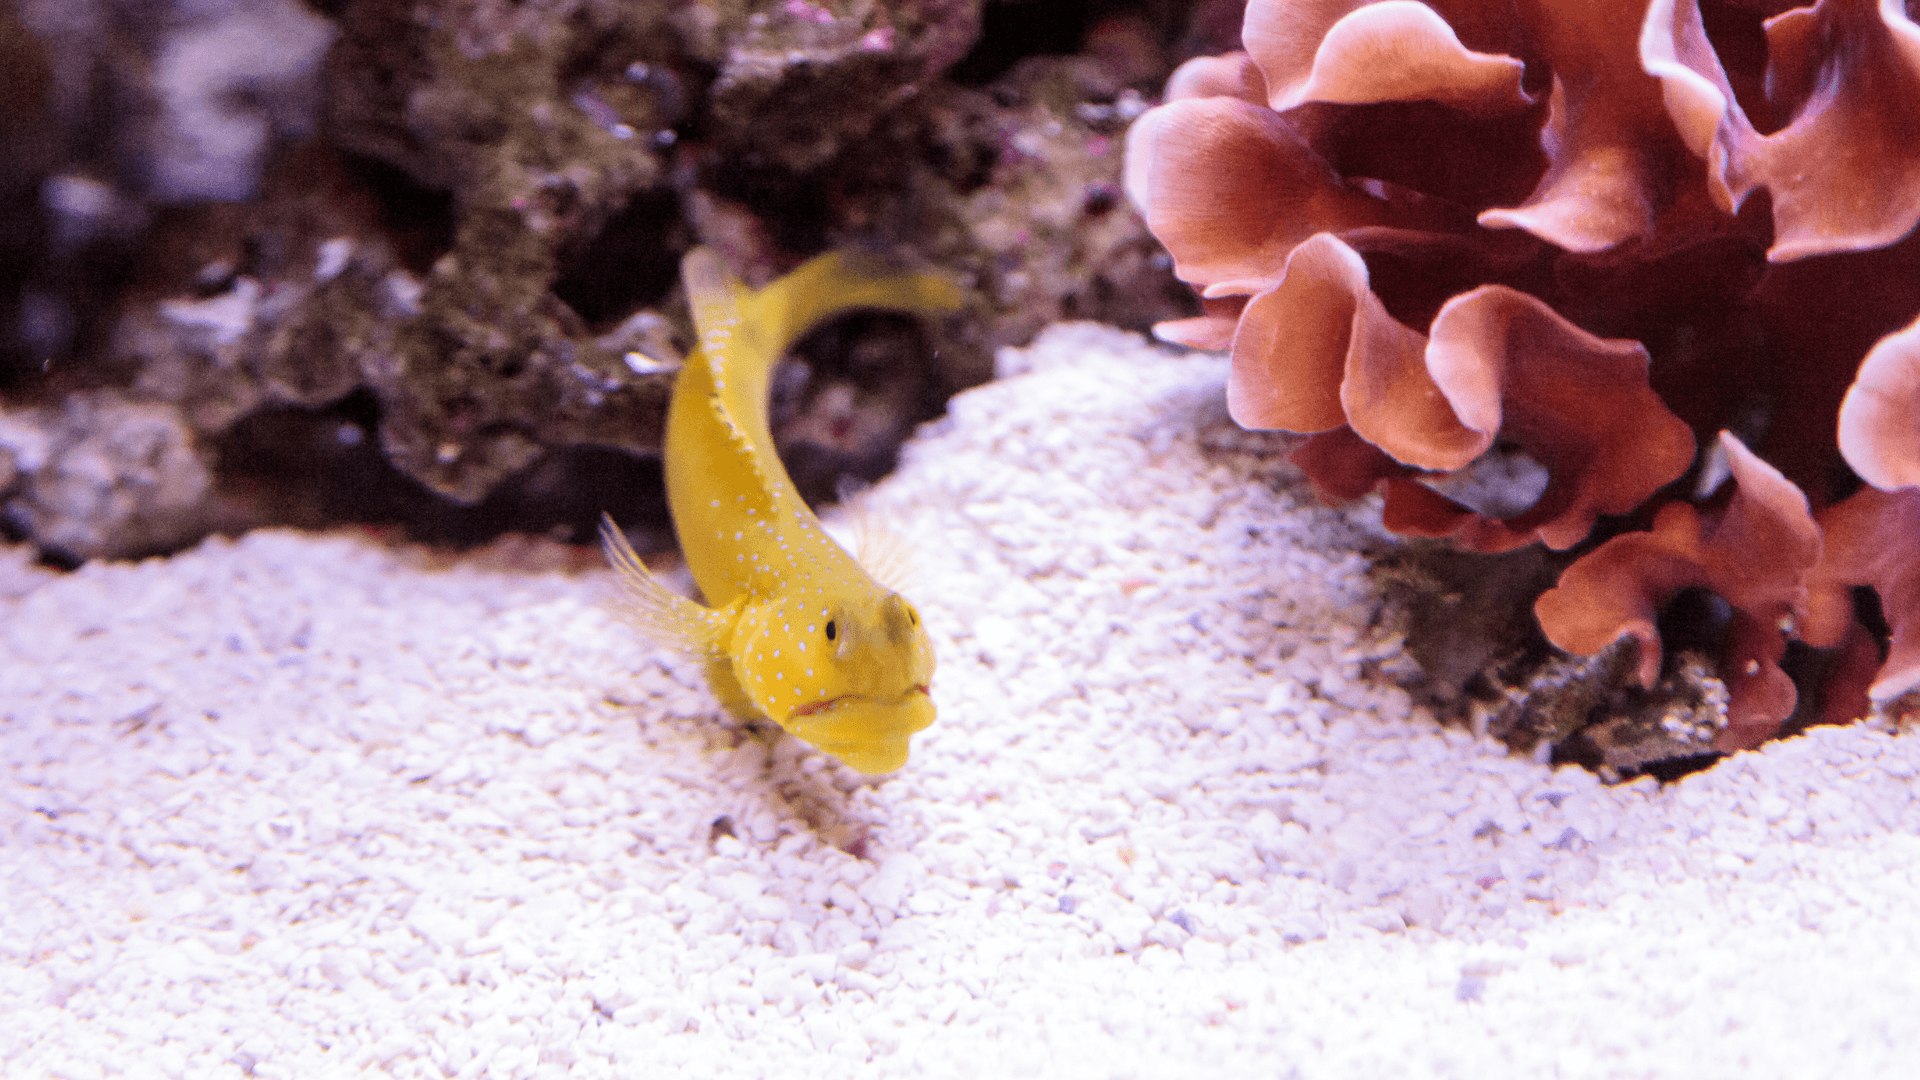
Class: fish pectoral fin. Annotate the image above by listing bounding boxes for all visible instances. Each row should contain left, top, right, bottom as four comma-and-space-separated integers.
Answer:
851, 510, 919, 595
834, 478, 919, 593
599, 514, 732, 658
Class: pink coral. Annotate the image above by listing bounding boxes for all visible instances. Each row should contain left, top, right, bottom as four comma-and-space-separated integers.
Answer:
1644, 0, 1920, 260
1127, 0, 1920, 748
1534, 433, 1820, 749
1807, 487, 1920, 706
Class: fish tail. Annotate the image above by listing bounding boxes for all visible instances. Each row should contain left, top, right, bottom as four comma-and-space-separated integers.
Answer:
685, 245, 963, 389
743, 250, 964, 355
598, 514, 732, 658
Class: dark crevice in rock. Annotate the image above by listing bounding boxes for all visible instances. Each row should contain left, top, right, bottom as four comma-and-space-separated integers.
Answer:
551, 188, 686, 331
336, 151, 456, 276
773, 309, 948, 507
1614, 752, 1724, 785
214, 389, 673, 551
953, 0, 1185, 88
951, 1, 1100, 86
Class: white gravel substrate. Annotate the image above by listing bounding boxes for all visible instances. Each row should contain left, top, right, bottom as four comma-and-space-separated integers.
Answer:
4, 323, 1919, 1080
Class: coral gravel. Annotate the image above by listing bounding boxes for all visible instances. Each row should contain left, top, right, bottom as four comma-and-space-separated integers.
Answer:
2, 325, 1916, 1079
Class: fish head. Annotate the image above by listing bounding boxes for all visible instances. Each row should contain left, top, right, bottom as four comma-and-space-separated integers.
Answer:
732, 588, 936, 773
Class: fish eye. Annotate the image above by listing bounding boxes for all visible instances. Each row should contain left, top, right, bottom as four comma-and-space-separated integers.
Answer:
907, 606, 918, 625
825, 620, 837, 641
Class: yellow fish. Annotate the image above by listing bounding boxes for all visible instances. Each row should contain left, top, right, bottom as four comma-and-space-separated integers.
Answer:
601, 246, 961, 773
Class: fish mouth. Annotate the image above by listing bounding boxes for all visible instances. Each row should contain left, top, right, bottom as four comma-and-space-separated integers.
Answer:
784, 685, 933, 774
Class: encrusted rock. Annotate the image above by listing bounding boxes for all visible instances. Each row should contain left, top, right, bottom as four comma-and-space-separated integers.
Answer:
3, 0, 1197, 557
0, 391, 212, 561
701, 0, 984, 176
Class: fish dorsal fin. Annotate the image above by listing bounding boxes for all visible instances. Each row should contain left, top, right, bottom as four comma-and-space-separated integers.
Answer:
680, 247, 782, 521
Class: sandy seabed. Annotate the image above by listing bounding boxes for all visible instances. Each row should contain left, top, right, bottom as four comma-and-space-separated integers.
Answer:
3, 324, 1918, 1080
